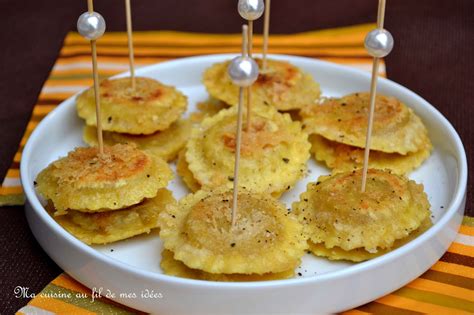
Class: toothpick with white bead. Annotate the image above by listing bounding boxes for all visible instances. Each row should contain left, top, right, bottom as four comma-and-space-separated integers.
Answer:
360, 0, 394, 192
237, 0, 264, 131
262, 0, 271, 71
77, 0, 106, 155
228, 25, 259, 227
125, 0, 136, 89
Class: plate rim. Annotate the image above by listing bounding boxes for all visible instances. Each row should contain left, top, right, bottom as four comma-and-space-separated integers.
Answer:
21, 53, 468, 289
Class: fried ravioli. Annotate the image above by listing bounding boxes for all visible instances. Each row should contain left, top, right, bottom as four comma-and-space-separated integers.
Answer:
309, 134, 432, 174
292, 169, 431, 261
36, 144, 173, 215
203, 58, 321, 111
159, 189, 307, 274
48, 188, 176, 245
300, 93, 431, 154
76, 77, 187, 135
185, 105, 310, 195
176, 149, 201, 192
83, 119, 192, 162
160, 249, 294, 281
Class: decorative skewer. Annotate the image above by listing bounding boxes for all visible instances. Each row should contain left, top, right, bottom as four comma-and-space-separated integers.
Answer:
228, 25, 259, 227
262, 0, 271, 71
77, 0, 106, 155
125, 0, 136, 89
238, 0, 264, 131
360, 0, 394, 192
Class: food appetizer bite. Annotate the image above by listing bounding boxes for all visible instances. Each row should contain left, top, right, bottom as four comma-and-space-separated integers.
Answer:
203, 58, 321, 111
159, 188, 307, 280
77, 77, 187, 135
179, 105, 310, 195
35, 144, 175, 244
292, 169, 431, 262
83, 119, 192, 162
300, 92, 432, 174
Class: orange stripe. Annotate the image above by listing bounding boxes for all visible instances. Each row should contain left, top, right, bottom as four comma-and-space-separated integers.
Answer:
459, 225, 474, 236
38, 91, 74, 100
13, 152, 21, 163
448, 243, 474, 257
44, 79, 92, 87
52, 274, 90, 295
6, 169, 19, 178
431, 261, 474, 278
60, 45, 368, 57
29, 295, 95, 315
406, 278, 474, 301
55, 56, 165, 65
376, 294, 472, 315
0, 186, 23, 195
33, 105, 57, 115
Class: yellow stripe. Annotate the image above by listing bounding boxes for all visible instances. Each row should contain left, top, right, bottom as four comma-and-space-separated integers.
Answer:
6, 169, 19, 178
29, 295, 96, 315
431, 261, 474, 279
406, 278, 474, 301
0, 186, 23, 195
448, 243, 474, 257
44, 79, 93, 87
38, 91, 73, 99
376, 294, 472, 315
33, 105, 57, 115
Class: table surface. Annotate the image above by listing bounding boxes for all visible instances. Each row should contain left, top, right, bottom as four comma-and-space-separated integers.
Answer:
1, 0, 472, 313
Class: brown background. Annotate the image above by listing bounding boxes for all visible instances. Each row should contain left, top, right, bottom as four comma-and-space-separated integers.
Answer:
0, 0, 472, 313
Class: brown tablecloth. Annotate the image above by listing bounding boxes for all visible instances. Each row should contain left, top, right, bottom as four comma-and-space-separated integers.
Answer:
1, 0, 472, 313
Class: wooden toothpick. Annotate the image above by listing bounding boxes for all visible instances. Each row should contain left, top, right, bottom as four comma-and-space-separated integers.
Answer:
361, 0, 387, 192
87, 0, 104, 155
231, 25, 249, 227
245, 21, 253, 131
125, 0, 136, 89
262, 0, 271, 71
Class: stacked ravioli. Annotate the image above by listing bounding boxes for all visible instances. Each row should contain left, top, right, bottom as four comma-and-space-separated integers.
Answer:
292, 169, 432, 262
178, 105, 310, 195
36, 144, 176, 245
159, 188, 307, 281
300, 92, 432, 174
203, 58, 321, 111
79, 77, 190, 162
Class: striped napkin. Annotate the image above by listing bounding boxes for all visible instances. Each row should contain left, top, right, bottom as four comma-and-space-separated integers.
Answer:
8, 24, 473, 314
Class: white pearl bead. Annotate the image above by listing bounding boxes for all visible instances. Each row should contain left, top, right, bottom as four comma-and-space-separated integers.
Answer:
364, 29, 394, 58
77, 12, 106, 40
238, 0, 264, 21
228, 56, 259, 87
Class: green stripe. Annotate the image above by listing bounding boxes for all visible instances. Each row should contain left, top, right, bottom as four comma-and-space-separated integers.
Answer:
357, 301, 423, 315
463, 216, 474, 227
393, 287, 474, 313
41, 283, 137, 315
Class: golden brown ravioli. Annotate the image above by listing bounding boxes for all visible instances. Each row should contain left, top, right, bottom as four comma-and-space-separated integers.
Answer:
203, 58, 320, 111
76, 77, 187, 135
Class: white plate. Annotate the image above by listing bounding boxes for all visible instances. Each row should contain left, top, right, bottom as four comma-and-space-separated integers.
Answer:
21, 54, 467, 314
